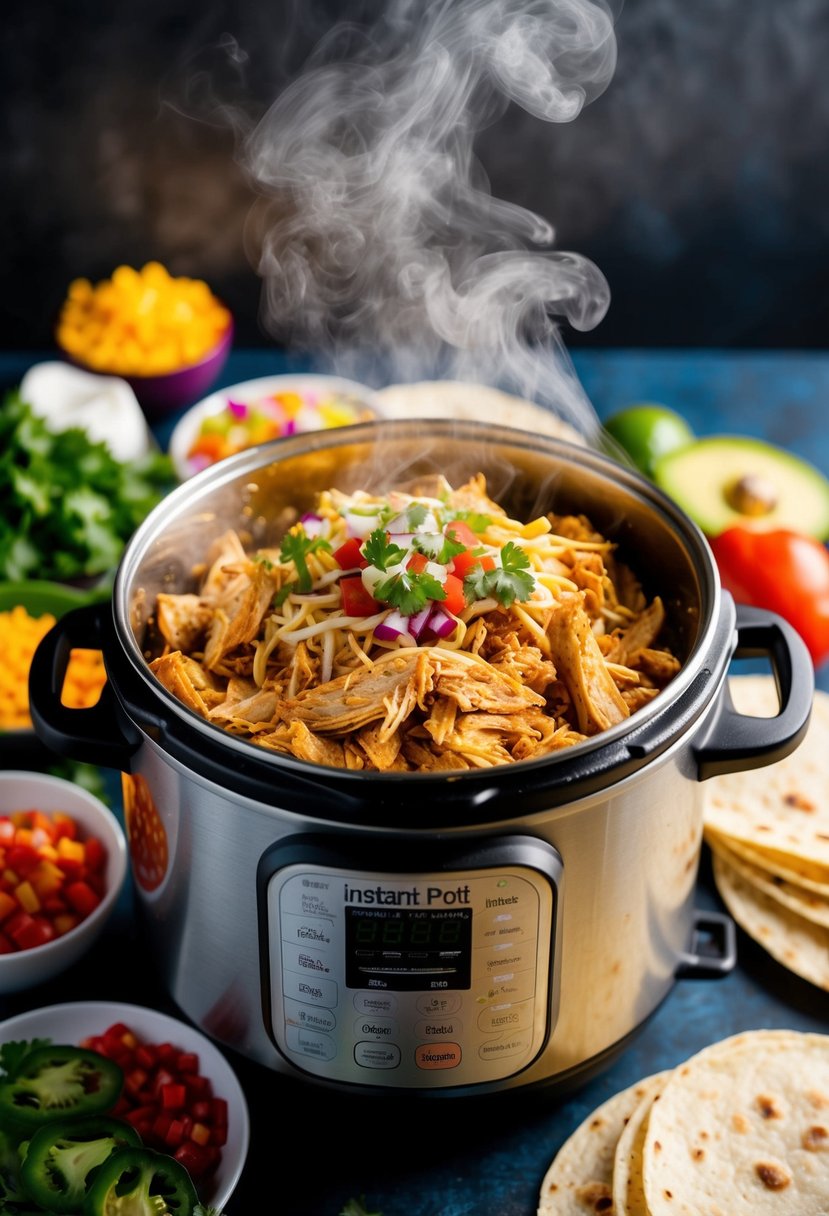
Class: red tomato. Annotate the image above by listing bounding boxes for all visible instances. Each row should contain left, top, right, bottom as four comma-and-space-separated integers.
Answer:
406, 551, 430, 574
441, 574, 466, 617
451, 549, 495, 581
332, 537, 368, 570
710, 527, 829, 667
445, 520, 481, 548
340, 576, 380, 617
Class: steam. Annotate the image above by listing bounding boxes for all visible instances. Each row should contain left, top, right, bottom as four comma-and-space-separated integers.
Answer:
241, 0, 617, 436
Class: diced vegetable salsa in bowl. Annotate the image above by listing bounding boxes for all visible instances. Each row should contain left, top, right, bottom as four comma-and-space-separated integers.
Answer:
168, 374, 382, 480
0, 1002, 249, 1214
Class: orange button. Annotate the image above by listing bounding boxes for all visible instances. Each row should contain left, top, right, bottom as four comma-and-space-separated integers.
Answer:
415, 1042, 462, 1070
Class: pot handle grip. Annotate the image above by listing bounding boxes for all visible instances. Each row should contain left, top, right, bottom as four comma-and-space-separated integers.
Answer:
29, 602, 139, 772
693, 602, 814, 781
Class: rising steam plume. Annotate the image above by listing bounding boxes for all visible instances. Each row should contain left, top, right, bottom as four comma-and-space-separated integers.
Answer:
241, 0, 618, 436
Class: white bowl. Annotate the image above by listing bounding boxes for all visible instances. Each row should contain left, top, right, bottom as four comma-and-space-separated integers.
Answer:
0, 772, 127, 994
168, 372, 384, 481
0, 1000, 250, 1211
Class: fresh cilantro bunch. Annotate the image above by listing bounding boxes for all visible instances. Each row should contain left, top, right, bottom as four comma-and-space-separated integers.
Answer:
0, 391, 174, 581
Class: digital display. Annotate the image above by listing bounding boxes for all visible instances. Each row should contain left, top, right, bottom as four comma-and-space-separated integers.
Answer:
345, 907, 472, 991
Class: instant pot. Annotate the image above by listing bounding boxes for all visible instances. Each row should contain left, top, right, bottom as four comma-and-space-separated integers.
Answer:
30, 420, 814, 1097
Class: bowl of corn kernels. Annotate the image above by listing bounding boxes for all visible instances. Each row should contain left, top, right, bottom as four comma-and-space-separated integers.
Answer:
0, 581, 110, 765
55, 262, 233, 417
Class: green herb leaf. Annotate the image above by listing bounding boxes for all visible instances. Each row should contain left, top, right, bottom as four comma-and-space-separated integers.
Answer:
411, 532, 466, 564
361, 529, 407, 572
374, 570, 446, 616
405, 503, 429, 529
0, 391, 173, 581
464, 540, 534, 607
279, 530, 332, 593
0, 1039, 51, 1081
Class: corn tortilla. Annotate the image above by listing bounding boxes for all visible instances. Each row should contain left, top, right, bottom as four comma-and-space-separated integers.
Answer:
643, 1029, 829, 1215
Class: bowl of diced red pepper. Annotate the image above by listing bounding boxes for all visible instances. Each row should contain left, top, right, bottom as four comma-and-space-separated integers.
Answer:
0, 771, 127, 992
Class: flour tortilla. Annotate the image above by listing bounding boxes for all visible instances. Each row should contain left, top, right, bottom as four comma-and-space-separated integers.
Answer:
537, 1073, 667, 1215
611, 1071, 672, 1216
375, 380, 586, 445
702, 677, 829, 884
708, 833, 829, 929
643, 1028, 829, 1215
713, 851, 829, 990
706, 827, 829, 897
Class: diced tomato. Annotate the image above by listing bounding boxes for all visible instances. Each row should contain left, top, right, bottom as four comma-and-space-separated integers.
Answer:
406, 551, 429, 574
451, 549, 495, 581
92, 1019, 228, 1181
445, 519, 481, 548
340, 576, 380, 617
7, 911, 56, 950
0, 932, 15, 955
333, 536, 368, 570
64, 880, 101, 918
161, 1082, 187, 1111
441, 574, 466, 617
6, 844, 40, 877
83, 835, 106, 872
0, 891, 16, 923
174, 1140, 220, 1180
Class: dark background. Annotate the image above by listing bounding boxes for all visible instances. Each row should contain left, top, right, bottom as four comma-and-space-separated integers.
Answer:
3, 0, 828, 353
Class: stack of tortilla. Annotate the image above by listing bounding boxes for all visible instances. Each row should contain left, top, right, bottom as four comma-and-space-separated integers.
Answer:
537, 1027, 829, 1215
702, 674, 829, 991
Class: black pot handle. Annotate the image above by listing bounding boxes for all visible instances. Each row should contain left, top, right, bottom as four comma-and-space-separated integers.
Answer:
29, 602, 140, 772
693, 603, 814, 781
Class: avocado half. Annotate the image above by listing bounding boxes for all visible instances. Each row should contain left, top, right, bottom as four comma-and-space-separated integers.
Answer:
652, 435, 829, 539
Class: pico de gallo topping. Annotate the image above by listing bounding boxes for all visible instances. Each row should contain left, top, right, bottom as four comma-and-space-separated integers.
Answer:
0, 809, 107, 953
273, 486, 539, 648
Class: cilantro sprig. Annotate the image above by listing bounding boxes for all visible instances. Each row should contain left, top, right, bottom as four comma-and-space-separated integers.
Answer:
279, 530, 332, 594
375, 569, 446, 616
362, 530, 407, 572
0, 1038, 52, 1081
463, 540, 534, 607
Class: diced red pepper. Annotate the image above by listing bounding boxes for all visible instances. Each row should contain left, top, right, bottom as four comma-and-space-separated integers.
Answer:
174, 1140, 220, 1180
406, 551, 429, 574
161, 1082, 187, 1111
440, 573, 466, 617
7, 911, 56, 950
340, 575, 380, 617
451, 549, 495, 581
333, 536, 368, 570
176, 1052, 199, 1075
64, 880, 101, 918
445, 519, 482, 548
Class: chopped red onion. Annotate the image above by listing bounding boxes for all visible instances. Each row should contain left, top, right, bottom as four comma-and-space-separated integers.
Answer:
227, 398, 248, 419
428, 607, 457, 638
374, 609, 415, 644
408, 603, 434, 640
300, 512, 325, 538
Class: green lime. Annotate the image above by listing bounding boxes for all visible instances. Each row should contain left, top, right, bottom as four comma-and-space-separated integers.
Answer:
603, 403, 695, 478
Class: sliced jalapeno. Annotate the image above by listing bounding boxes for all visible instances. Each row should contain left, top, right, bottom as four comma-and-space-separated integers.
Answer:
82, 1146, 198, 1216
0, 1046, 123, 1135
20, 1115, 142, 1214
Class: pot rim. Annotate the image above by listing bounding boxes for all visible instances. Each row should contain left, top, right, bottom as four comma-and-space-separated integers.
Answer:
111, 418, 724, 793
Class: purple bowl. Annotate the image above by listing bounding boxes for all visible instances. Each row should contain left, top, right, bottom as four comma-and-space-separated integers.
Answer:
63, 319, 234, 420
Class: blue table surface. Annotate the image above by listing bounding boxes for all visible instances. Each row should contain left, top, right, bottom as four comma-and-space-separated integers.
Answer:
1, 347, 828, 1216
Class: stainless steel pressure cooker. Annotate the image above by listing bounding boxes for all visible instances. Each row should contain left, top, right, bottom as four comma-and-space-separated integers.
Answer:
30, 420, 814, 1097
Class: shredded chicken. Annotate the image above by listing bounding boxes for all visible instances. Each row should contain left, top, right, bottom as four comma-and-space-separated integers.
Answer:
145, 474, 681, 772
